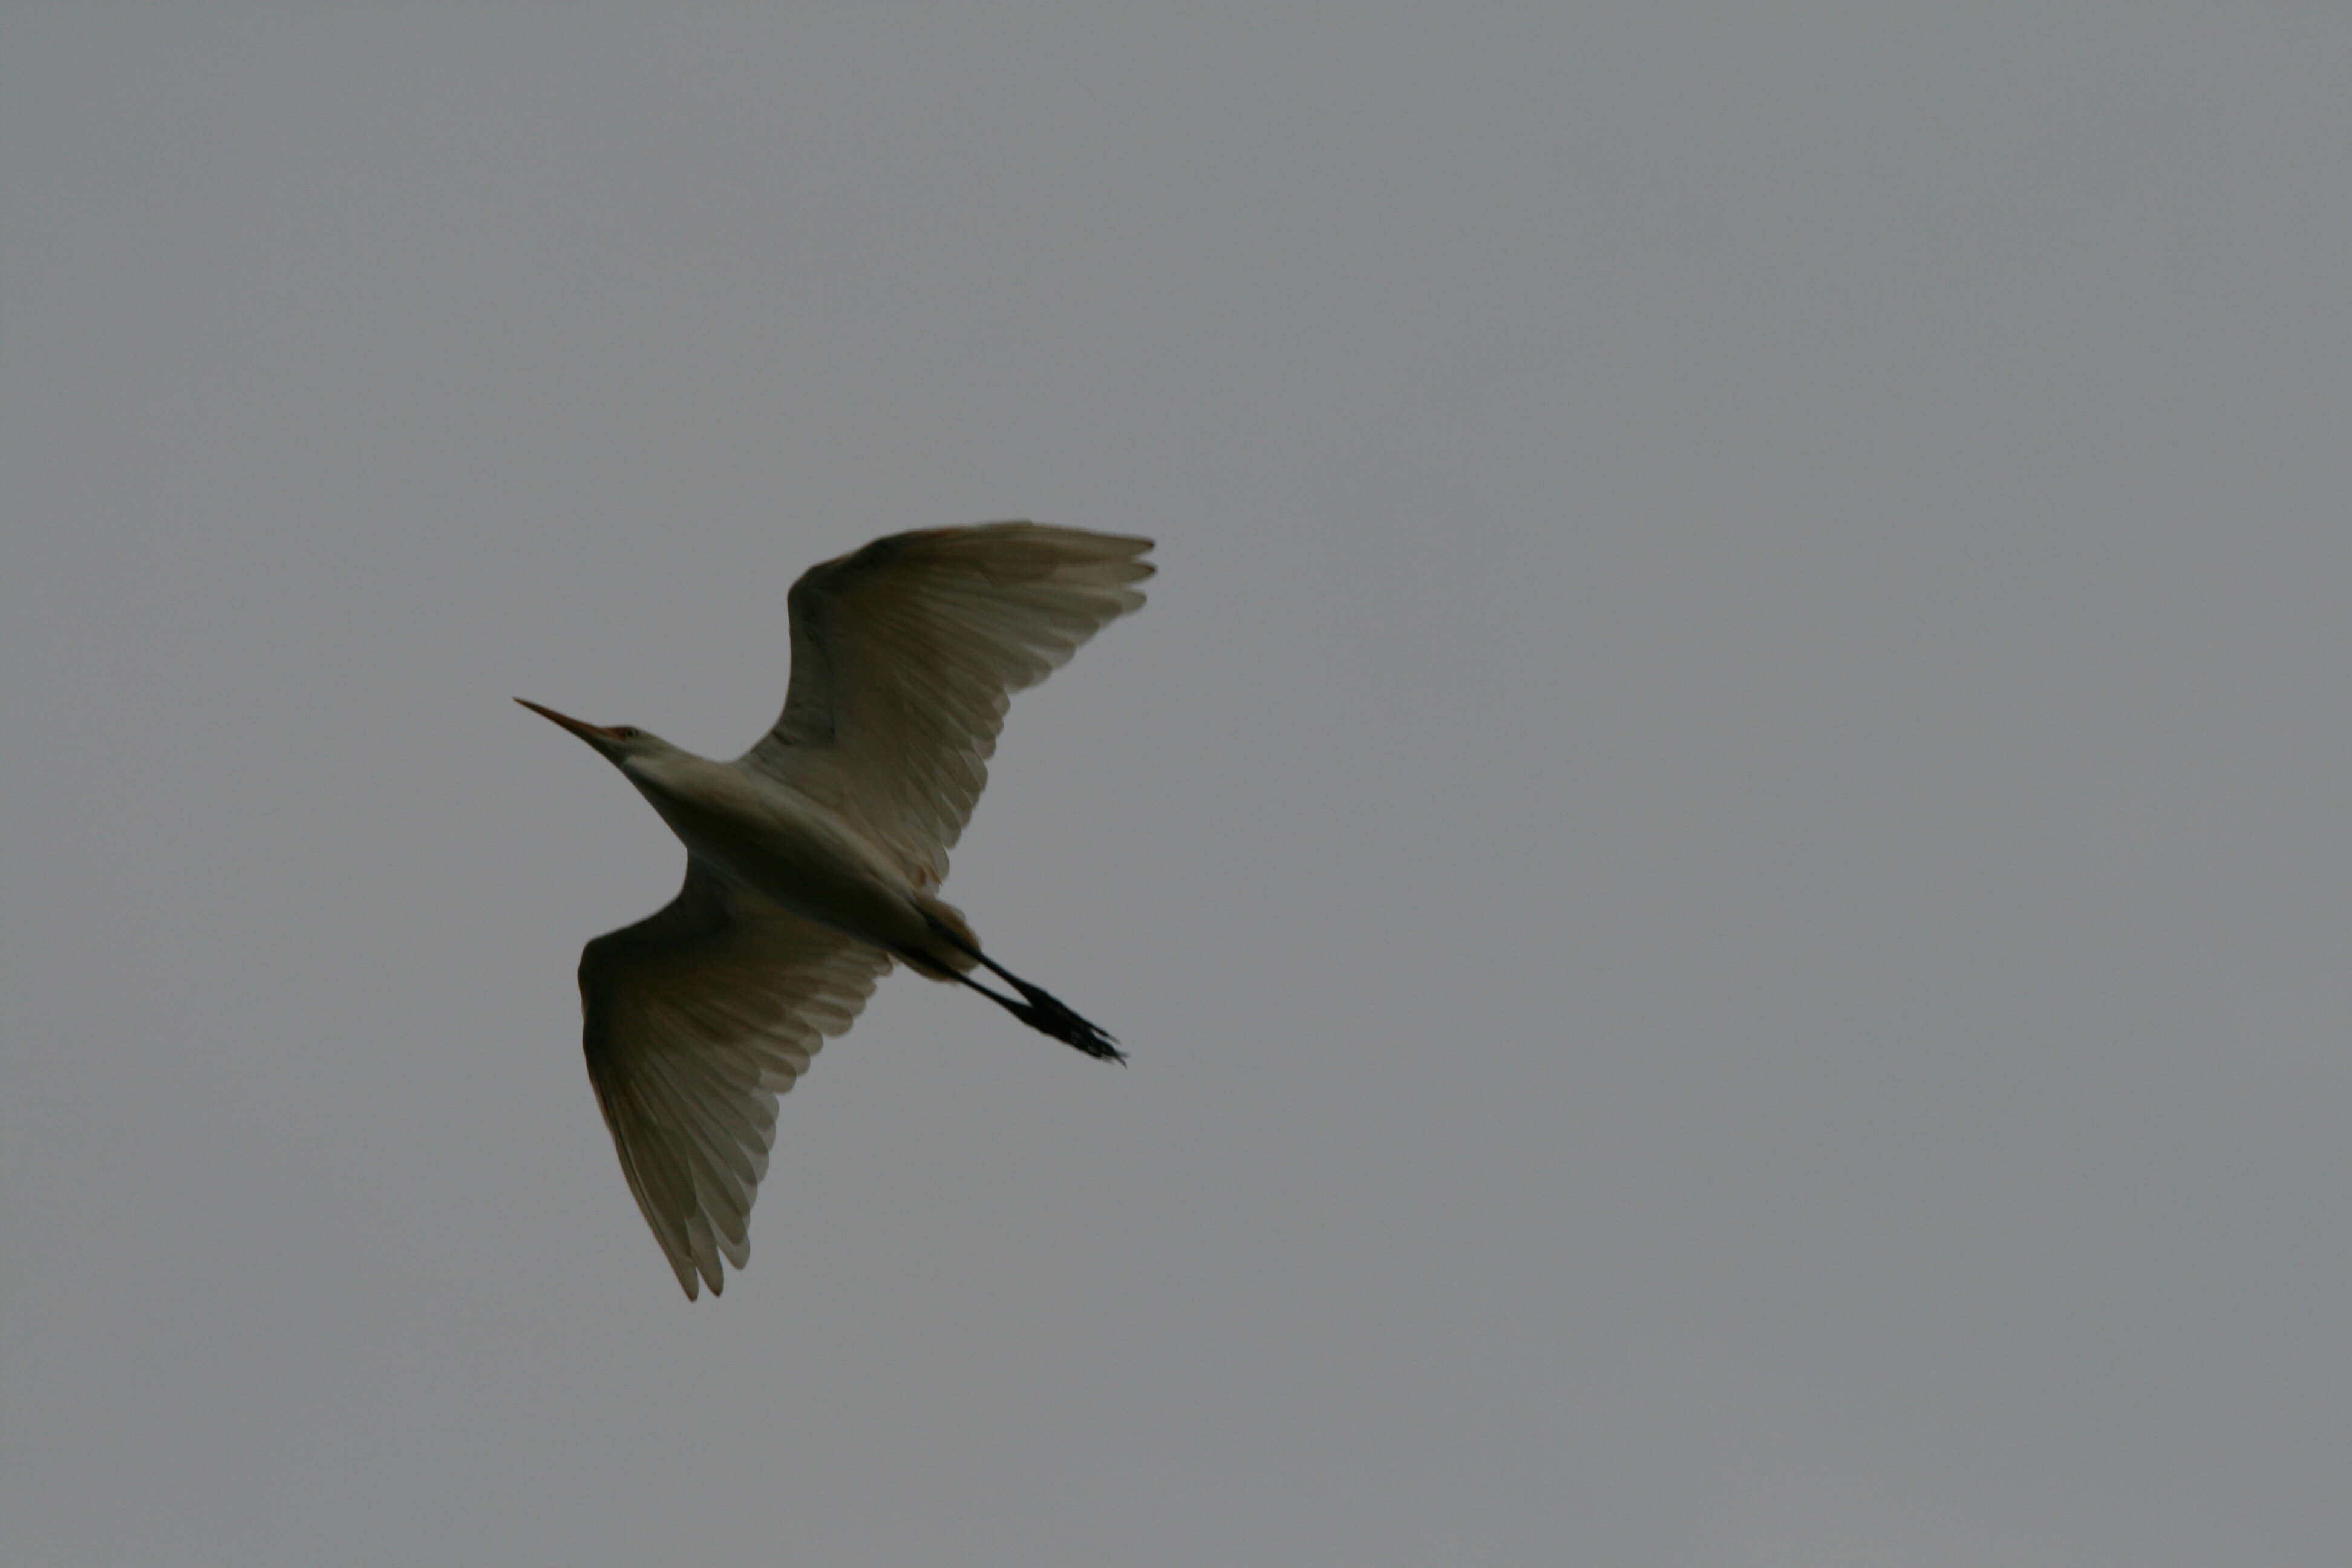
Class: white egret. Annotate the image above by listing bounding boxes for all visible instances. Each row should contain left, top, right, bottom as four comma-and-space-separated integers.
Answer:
518, 522, 1152, 1298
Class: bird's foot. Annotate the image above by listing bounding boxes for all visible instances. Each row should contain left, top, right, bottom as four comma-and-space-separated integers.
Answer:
1005, 979, 1126, 1063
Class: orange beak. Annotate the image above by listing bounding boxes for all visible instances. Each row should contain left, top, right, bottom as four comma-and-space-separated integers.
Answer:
515, 697, 625, 742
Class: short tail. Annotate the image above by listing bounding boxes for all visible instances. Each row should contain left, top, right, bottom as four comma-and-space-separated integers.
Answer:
901, 895, 982, 981
921, 913, 1125, 1063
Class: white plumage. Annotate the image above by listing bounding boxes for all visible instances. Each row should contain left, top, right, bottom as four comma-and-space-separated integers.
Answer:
520, 523, 1152, 1298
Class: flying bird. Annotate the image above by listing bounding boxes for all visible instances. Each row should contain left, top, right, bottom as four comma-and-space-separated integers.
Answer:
518, 522, 1152, 1298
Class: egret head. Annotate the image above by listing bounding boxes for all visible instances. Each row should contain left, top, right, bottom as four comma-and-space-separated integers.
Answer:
514, 698, 666, 763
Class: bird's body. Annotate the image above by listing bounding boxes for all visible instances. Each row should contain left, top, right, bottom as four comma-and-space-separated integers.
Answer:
519, 522, 1152, 1298
616, 745, 956, 970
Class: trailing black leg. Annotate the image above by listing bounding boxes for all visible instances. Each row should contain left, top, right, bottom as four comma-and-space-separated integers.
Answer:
927, 917, 1125, 1063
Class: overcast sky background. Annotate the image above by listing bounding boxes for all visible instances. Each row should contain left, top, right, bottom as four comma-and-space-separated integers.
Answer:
7, 5, 2352, 1564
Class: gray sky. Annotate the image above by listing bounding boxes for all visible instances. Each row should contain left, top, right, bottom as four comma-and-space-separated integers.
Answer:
7, 5, 2351, 1563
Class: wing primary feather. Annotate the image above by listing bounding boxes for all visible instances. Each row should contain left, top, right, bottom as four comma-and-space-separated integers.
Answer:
578, 862, 889, 1298
744, 522, 1154, 886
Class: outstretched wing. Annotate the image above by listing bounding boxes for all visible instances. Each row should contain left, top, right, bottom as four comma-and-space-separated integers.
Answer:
742, 522, 1152, 887
580, 860, 892, 1299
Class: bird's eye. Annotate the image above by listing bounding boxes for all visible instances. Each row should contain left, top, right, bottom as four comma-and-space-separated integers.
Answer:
613, 725, 641, 739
